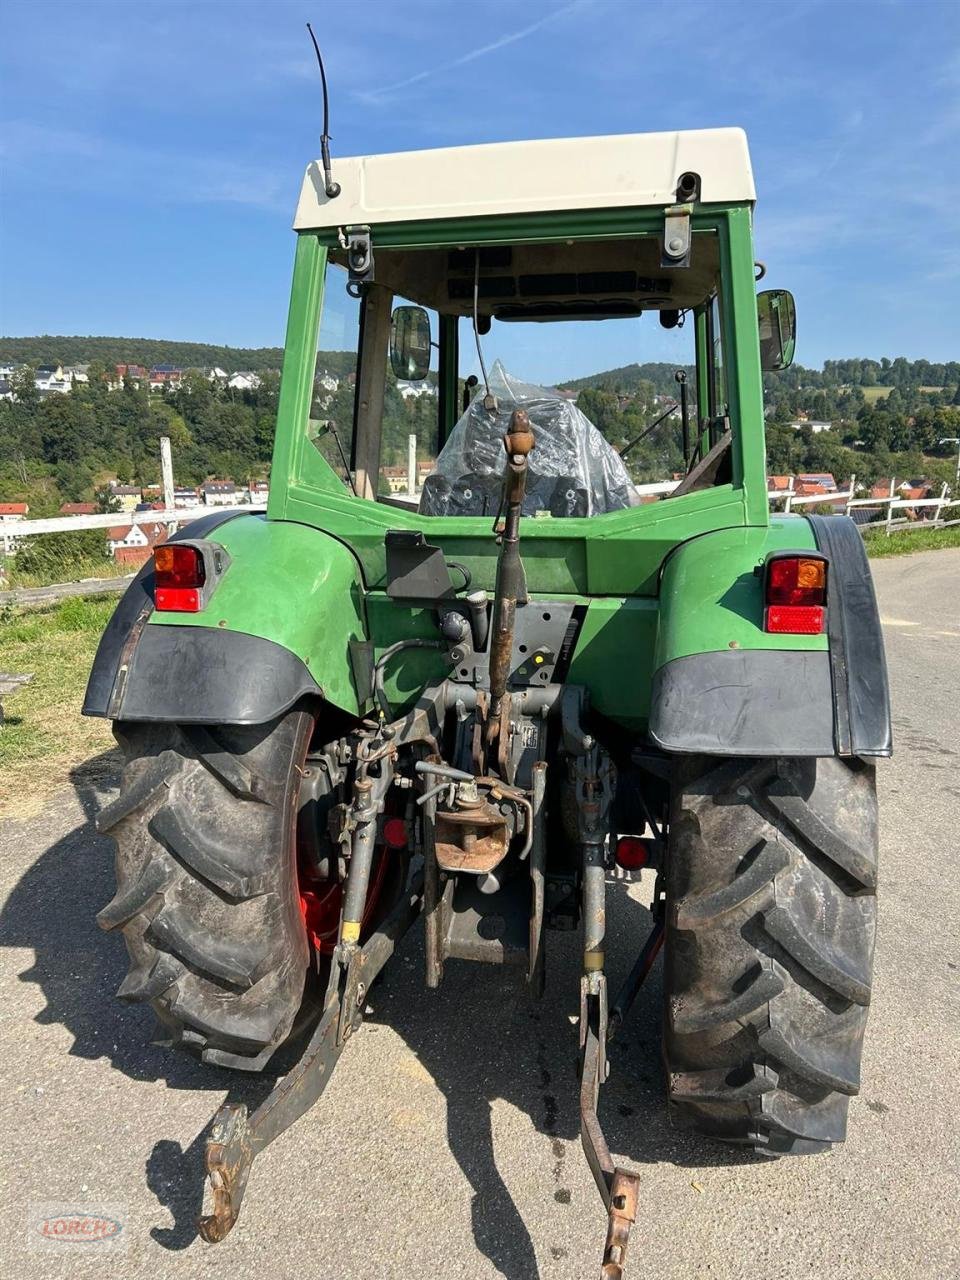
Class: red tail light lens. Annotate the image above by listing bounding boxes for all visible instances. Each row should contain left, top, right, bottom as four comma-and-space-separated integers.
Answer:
615, 836, 653, 870
382, 817, 408, 849
764, 553, 827, 634
765, 604, 825, 634
154, 544, 205, 612
766, 556, 826, 605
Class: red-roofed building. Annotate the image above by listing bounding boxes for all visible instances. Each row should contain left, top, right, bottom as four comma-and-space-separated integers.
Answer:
106, 521, 169, 566
0, 502, 30, 553
767, 475, 792, 492
60, 502, 97, 515
796, 473, 837, 492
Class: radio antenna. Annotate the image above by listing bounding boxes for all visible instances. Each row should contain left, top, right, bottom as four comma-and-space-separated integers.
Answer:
306, 23, 341, 199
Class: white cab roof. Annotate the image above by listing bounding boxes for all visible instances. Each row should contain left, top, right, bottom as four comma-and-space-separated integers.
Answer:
293, 128, 754, 231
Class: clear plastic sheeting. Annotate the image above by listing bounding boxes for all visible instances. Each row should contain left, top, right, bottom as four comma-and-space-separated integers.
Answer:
419, 361, 640, 518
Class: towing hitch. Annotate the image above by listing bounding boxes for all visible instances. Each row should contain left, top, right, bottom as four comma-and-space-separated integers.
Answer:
197, 872, 425, 1243
580, 922, 664, 1278
194, 666, 666, 1277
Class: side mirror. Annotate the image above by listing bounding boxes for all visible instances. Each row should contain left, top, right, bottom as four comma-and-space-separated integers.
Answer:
390, 305, 432, 381
757, 289, 797, 371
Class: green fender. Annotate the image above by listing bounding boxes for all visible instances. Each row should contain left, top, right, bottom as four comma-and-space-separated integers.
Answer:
84, 514, 369, 724
648, 517, 836, 756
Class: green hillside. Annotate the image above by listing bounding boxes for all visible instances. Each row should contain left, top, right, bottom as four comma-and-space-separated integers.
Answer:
0, 335, 355, 378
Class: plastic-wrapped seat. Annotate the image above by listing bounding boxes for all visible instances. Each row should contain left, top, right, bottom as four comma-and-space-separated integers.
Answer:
419, 361, 638, 518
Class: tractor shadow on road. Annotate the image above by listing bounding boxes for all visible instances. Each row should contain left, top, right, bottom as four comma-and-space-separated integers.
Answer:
1, 756, 764, 1275
360, 881, 766, 1279
0, 752, 288, 1249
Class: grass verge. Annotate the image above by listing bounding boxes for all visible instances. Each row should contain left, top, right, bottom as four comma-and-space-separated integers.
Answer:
0, 554, 133, 590
0, 596, 117, 818
864, 524, 960, 558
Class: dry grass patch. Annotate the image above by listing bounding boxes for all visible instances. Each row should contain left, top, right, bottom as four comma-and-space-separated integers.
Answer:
0, 596, 118, 817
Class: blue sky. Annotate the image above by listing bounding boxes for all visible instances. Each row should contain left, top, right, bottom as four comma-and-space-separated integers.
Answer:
1, 0, 958, 382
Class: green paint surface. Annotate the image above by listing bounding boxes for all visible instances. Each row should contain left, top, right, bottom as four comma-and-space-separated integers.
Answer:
149, 515, 366, 716
567, 597, 659, 727
655, 516, 827, 668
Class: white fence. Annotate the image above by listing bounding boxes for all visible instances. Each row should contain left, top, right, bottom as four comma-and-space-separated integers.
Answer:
0, 506, 212, 556
1, 473, 956, 561
767, 475, 960, 535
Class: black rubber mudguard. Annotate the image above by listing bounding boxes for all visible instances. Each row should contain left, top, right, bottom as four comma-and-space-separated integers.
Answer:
649, 516, 891, 758
82, 509, 322, 726
805, 514, 892, 756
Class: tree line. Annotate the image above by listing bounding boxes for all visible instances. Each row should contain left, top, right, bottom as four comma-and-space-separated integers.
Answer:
0, 355, 437, 516
1, 343, 957, 518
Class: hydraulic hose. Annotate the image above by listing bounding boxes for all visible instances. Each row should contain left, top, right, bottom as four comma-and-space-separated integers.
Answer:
373, 639, 446, 720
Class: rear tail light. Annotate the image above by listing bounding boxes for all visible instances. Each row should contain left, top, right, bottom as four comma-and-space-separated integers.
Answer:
382, 817, 408, 849
763, 553, 827, 634
765, 604, 825, 634
154, 544, 206, 612
615, 836, 654, 870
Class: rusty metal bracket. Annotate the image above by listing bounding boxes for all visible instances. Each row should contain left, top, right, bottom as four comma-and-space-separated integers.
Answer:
580, 989, 641, 1280
197, 871, 424, 1244
580, 919, 664, 1278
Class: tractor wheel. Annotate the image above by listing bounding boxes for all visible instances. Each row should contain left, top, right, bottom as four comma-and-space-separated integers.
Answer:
96, 710, 396, 1072
663, 755, 878, 1155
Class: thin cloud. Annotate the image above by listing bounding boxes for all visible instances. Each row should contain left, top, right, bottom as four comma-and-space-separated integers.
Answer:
356, 0, 589, 104
1, 119, 288, 214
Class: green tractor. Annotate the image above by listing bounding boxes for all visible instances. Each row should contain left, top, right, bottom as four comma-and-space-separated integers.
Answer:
85, 124, 888, 1277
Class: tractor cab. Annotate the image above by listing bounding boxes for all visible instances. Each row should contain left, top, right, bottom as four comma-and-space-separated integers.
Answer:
266, 129, 796, 604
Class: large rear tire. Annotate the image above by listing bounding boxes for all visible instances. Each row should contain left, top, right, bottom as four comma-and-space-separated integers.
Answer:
97, 712, 316, 1071
663, 755, 878, 1155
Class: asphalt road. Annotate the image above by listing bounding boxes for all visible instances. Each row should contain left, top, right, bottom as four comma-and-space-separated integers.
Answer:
1, 549, 958, 1280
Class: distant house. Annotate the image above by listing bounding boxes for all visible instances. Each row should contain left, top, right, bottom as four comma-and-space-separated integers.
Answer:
317, 373, 339, 393
115, 364, 148, 384
63, 364, 89, 384
396, 380, 437, 400
106, 521, 169, 566
34, 365, 72, 395
199, 480, 241, 506
109, 483, 142, 513
0, 502, 30, 554
0, 379, 12, 401
379, 463, 435, 495
228, 371, 260, 391
793, 473, 847, 507
789, 420, 832, 434
207, 367, 228, 381
149, 365, 182, 388
796, 473, 837, 492
900, 484, 934, 520
248, 480, 270, 502
60, 502, 96, 515
173, 487, 201, 508
767, 474, 793, 493
381, 465, 412, 495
